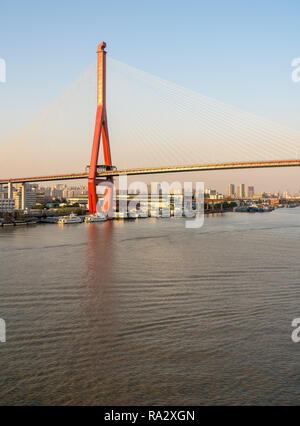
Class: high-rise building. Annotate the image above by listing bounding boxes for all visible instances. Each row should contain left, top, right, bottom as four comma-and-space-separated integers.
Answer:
226, 184, 235, 198
247, 186, 255, 198
13, 184, 37, 210
236, 184, 245, 199
0, 184, 15, 212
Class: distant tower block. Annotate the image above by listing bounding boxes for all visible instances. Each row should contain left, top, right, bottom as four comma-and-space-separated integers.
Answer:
88, 42, 113, 214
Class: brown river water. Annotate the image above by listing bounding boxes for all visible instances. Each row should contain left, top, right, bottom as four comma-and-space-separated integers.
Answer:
1, 209, 300, 405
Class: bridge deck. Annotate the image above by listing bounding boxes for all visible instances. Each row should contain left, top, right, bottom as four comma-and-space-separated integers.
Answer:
1, 160, 300, 184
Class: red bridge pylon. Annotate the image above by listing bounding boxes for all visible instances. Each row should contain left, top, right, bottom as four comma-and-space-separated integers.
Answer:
88, 42, 114, 214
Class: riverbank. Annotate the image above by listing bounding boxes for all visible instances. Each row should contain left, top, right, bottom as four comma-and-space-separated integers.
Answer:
1, 204, 298, 227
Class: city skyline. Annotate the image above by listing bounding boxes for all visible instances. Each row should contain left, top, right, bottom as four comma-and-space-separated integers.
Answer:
2, 180, 299, 214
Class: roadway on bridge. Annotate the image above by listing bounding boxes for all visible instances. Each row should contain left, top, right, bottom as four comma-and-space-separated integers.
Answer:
1, 160, 300, 184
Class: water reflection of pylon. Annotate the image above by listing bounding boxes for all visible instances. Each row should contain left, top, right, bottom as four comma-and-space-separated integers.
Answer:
88, 42, 114, 214
86, 220, 114, 289
84, 221, 119, 352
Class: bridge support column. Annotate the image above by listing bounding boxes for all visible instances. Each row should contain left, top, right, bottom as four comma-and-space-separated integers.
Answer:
7, 182, 13, 199
88, 42, 113, 214
21, 183, 26, 210
88, 180, 97, 214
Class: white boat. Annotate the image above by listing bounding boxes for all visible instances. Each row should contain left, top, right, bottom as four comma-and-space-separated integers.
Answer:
58, 213, 83, 224
84, 213, 107, 223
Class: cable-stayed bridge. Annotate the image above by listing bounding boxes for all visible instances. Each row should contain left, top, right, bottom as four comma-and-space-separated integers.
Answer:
1, 42, 300, 213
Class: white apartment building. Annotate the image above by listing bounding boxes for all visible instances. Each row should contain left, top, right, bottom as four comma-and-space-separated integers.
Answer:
0, 199, 15, 213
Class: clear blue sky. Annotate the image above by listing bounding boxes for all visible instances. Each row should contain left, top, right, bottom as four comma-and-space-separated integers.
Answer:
1, 0, 300, 121
1, 0, 300, 191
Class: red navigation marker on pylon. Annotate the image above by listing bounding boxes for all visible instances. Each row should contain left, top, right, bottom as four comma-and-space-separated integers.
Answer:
88, 42, 114, 214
